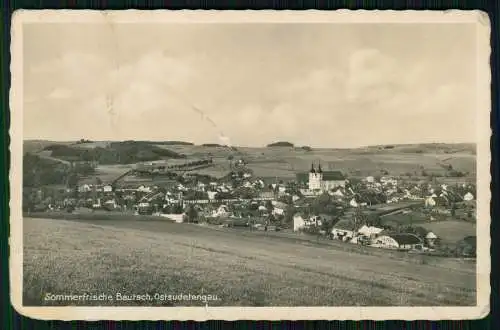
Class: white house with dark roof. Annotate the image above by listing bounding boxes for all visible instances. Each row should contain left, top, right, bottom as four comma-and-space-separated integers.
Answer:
372, 233, 423, 250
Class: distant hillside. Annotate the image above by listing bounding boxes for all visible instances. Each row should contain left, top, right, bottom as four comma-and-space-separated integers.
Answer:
136, 141, 194, 146
201, 143, 223, 147
41, 141, 186, 165
267, 141, 294, 147
365, 143, 476, 155
23, 153, 69, 187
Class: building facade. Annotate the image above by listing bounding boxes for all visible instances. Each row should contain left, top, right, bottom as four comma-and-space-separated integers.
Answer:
300, 164, 346, 192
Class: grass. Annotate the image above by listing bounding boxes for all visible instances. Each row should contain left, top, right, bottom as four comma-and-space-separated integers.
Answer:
23, 217, 476, 307
420, 220, 476, 245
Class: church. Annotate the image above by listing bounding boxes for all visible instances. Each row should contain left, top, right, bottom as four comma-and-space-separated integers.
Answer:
297, 163, 346, 192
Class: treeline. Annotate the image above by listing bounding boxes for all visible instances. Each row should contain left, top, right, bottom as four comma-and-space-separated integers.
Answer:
267, 141, 294, 147
201, 143, 223, 147
23, 154, 68, 187
23, 153, 95, 187
44, 141, 186, 165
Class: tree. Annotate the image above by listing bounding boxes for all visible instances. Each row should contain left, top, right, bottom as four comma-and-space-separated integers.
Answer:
186, 205, 198, 223
265, 200, 274, 213
353, 207, 367, 228
279, 195, 293, 205
283, 205, 295, 226
172, 203, 184, 214
320, 216, 335, 235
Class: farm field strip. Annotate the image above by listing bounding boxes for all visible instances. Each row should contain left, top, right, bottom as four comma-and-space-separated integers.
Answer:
23, 217, 476, 306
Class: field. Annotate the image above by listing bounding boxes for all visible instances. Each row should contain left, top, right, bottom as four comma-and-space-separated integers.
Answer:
420, 220, 476, 245
23, 217, 476, 307
129, 144, 477, 181
23, 141, 477, 185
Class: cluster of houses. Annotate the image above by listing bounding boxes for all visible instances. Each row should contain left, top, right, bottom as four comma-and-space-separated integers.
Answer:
292, 212, 439, 252
26, 160, 476, 255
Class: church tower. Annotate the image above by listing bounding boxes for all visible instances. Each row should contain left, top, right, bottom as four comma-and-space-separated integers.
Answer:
317, 162, 324, 191
308, 162, 322, 191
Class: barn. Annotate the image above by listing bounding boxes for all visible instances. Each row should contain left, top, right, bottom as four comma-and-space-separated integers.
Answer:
372, 233, 423, 250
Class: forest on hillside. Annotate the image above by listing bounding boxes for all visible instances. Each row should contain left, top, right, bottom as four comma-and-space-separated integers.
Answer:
43, 141, 186, 165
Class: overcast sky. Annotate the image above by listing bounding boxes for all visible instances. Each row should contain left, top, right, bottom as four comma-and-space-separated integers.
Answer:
23, 23, 477, 147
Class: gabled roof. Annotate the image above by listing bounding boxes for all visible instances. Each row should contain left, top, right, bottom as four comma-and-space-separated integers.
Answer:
322, 171, 345, 181
332, 219, 355, 231
387, 233, 422, 245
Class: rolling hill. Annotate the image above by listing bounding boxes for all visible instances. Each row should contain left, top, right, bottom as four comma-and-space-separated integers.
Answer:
23, 140, 477, 182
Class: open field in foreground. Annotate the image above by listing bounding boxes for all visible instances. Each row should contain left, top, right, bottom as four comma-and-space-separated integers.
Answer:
23, 217, 476, 306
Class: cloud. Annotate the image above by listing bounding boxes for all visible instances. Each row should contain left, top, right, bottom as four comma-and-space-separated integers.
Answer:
46, 88, 73, 100
26, 52, 111, 105
23, 24, 477, 146
346, 48, 399, 104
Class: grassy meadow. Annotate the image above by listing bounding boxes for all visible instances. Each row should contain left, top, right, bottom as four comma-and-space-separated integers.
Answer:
420, 220, 477, 245
23, 217, 476, 307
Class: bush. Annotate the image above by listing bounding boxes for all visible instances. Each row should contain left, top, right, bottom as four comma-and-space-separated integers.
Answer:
447, 170, 465, 177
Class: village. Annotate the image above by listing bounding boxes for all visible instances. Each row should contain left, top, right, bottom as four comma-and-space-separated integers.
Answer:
23, 156, 477, 258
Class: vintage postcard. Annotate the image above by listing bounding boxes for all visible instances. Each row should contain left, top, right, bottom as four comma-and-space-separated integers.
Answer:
10, 10, 491, 320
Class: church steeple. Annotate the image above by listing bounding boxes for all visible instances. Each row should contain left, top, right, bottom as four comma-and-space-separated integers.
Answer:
318, 162, 323, 173
310, 162, 316, 173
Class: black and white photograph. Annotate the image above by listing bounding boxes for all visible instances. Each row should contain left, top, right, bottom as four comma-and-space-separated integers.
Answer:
10, 10, 490, 320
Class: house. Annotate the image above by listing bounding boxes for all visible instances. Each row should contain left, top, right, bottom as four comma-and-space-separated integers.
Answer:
138, 185, 153, 193
255, 204, 266, 212
293, 214, 306, 231
207, 191, 218, 200
78, 184, 92, 193
92, 198, 101, 209
331, 219, 355, 241
372, 233, 422, 250
212, 204, 230, 218
196, 182, 206, 192
272, 207, 284, 216
103, 199, 117, 209
380, 177, 398, 186
307, 215, 323, 227
425, 196, 436, 207
425, 231, 438, 247
463, 192, 474, 201
349, 198, 359, 208
357, 225, 384, 238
